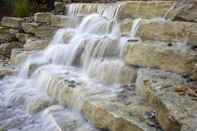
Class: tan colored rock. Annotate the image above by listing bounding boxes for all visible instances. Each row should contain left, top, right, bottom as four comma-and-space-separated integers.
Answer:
135, 68, 197, 131
34, 26, 58, 38
0, 27, 15, 42
51, 15, 82, 28
44, 72, 162, 131
22, 22, 58, 38
1, 17, 24, 28
136, 19, 197, 45
24, 38, 50, 51
51, 15, 71, 28
22, 22, 40, 34
124, 41, 197, 75
117, 1, 174, 19
16, 33, 32, 43
54, 2, 65, 13
34, 12, 53, 23
0, 42, 22, 57
119, 18, 132, 36
10, 48, 34, 65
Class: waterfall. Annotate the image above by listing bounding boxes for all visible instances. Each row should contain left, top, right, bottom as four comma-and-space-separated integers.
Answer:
129, 18, 142, 40
68, 3, 120, 19
0, 3, 131, 130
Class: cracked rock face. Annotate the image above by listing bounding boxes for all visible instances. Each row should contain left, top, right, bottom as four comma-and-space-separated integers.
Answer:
135, 68, 197, 131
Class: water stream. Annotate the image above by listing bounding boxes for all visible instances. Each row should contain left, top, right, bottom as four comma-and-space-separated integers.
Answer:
0, 3, 144, 131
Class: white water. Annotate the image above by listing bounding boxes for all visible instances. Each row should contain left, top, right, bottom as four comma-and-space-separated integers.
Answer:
68, 3, 120, 19
0, 3, 144, 131
129, 18, 142, 40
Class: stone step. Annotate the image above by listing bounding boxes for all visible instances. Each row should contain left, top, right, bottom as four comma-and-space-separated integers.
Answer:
65, 1, 175, 19
41, 69, 163, 131
34, 12, 83, 28
0, 42, 23, 58
23, 38, 50, 51
136, 19, 197, 46
0, 27, 16, 43
22, 22, 58, 38
1, 17, 24, 29
16, 33, 33, 43
124, 41, 197, 78
135, 68, 197, 131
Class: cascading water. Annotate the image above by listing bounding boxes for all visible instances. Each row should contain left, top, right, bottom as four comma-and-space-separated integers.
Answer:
68, 3, 120, 19
129, 18, 142, 40
0, 2, 142, 131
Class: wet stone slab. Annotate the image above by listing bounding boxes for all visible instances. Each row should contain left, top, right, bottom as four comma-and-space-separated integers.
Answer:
43, 70, 163, 131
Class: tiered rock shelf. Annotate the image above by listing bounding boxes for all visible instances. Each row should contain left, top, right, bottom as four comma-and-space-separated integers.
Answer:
0, 0, 197, 131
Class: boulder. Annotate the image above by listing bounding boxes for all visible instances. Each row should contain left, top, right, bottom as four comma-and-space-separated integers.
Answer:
54, 2, 65, 13
22, 22, 40, 34
1, 17, 24, 28
135, 68, 197, 131
34, 12, 53, 23
0, 27, 15, 43
16, 33, 32, 43
124, 41, 197, 76
0, 42, 22, 58
136, 19, 197, 46
51, 15, 82, 28
34, 25, 58, 38
22, 22, 58, 38
117, 1, 174, 19
24, 38, 50, 51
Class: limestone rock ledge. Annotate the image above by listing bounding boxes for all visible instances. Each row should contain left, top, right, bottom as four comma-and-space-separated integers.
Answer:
124, 41, 197, 77
136, 68, 197, 131
42, 70, 163, 131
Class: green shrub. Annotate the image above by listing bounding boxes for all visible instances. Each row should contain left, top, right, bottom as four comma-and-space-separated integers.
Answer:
3, 0, 30, 17
14, 0, 30, 17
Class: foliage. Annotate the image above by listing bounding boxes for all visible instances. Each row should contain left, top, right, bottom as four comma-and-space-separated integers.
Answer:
3, 0, 30, 17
